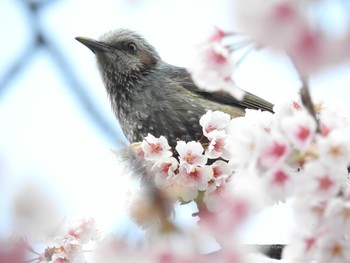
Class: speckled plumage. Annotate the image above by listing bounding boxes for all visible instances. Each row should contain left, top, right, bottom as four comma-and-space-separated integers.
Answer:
76, 29, 274, 145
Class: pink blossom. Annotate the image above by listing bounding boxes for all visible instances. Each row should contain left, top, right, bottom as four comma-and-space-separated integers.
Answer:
52, 239, 84, 263
38, 238, 84, 263
199, 110, 231, 136
297, 162, 344, 201
178, 165, 213, 191
288, 32, 350, 75
262, 165, 295, 202
204, 183, 229, 213
319, 109, 349, 136
231, 0, 306, 49
68, 218, 98, 245
205, 130, 232, 160
292, 197, 328, 228
212, 160, 232, 181
188, 29, 244, 99
208, 26, 227, 42
176, 141, 207, 172
317, 129, 350, 169
270, 169, 289, 187
232, 0, 350, 74
152, 157, 179, 188
141, 133, 172, 161
200, 195, 251, 243
315, 235, 350, 263
324, 198, 350, 236
273, 98, 303, 120
205, 160, 232, 209
280, 111, 316, 152
0, 239, 26, 263
283, 228, 319, 263
258, 134, 290, 168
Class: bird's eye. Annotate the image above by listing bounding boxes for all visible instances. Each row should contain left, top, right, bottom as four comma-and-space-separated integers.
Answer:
127, 42, 137, 52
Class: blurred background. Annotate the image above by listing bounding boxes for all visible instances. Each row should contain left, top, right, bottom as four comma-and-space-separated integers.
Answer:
1, 0, 350, 245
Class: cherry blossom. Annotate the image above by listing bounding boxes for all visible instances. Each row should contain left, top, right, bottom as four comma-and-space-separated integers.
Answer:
262, 164, 295, 202
200, 193, 252, 243
0, 238, 27, 263
176, 141, 207, 173
317, 129, 350, 169
232, 0, 350, 74
152, 157, 179, 188
323, 198, 350, 236
203, 161, 233, 212
204, 182, 230, 213
199, 110, 231, 136
205, 130, 231, 160
141, 133, 172, 161
258, 134, 290, 169
279, 111, 317, 152
211, 160, 232, 182
297, 161, 345, 201
188, 28, 245, 99
68, 218, 98, 245
314, 235, 350, 263
178, 165, 213, 192
282, 228, 319, 263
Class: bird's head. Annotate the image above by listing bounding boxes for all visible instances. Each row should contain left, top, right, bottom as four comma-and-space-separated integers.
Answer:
76, 29, 161, 86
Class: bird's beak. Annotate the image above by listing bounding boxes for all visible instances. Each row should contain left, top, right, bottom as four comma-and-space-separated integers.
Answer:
75, 36, 111, 53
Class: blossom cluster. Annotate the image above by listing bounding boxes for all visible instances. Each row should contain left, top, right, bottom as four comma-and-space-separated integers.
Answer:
129, 110, 236, 213
4, 97, 349, 263
0, 185, 98, 263
126, 98, 350, 262
188, 0, 350, 97
188, 27, 245, 100
0, 218, 98, 263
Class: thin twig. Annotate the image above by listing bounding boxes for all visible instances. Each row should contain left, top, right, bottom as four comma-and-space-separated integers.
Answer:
235, 45, 255, 68
299, 80, 320, 132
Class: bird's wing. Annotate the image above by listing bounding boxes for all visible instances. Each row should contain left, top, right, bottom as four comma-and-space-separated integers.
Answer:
167, 65, 274, 113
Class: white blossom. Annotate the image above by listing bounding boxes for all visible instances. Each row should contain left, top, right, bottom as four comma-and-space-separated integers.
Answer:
176, 141, 207, 172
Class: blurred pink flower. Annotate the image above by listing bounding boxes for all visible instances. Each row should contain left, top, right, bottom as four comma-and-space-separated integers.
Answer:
68, 218, 98, 245
188, 28, 244, 99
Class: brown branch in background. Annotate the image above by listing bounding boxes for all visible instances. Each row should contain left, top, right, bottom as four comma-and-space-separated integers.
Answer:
289, 55, 320, 132
300, 81, 320, 132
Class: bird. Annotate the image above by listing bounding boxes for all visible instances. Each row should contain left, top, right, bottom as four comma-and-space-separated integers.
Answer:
75, 29, 274, 146
75, 30, 283, 259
